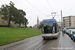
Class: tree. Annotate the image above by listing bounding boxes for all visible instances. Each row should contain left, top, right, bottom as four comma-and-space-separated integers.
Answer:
18, 10, 26, 27
24, 17, 28, 27
29, 26, 32, 28
38, 22, 42, 29
13, 9, 27, 27
0, 1, 15, 27
0, 1, 28, 27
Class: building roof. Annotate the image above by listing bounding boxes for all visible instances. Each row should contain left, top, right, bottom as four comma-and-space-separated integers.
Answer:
63, 16, 75, 18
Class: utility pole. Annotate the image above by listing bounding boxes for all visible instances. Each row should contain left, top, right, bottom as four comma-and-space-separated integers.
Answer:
61, 10, 63, 30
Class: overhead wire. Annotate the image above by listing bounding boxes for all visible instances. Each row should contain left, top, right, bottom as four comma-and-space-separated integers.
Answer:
46, 0, 53, 11
46, 0, 60, 17
26, 0, 46, 16
46, 0, 54, 17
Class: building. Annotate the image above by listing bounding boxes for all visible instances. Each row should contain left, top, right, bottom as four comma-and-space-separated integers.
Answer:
33, 24, 37, 29
33, 16, 40, 29
63, 16, 75, 28
37, 16, 39, 27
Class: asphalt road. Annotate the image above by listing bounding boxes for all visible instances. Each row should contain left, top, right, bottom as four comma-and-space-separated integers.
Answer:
0, 31, 75, 50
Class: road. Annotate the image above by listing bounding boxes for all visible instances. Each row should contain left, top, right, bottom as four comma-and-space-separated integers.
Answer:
0, 31, 75, 50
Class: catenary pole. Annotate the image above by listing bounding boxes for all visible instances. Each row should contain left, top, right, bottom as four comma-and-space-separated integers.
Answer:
61, 10, 63, 30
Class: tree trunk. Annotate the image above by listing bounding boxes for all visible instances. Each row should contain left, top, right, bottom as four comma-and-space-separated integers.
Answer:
8, 15, 11, 27
19, 23, 21, 27
8, 8, 11, 27
25, 23, 26, 27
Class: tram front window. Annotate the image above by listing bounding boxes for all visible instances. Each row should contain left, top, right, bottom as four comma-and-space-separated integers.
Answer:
44, 22, 53, 27
43, 22, 53, 33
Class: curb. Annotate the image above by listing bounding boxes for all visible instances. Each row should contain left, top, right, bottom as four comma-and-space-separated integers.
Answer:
0, 39, 25, 46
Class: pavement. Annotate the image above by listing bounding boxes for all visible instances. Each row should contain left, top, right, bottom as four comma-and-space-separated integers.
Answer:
59, 32, 75, 50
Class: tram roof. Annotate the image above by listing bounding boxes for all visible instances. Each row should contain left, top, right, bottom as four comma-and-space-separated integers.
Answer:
42, 19, 57, 24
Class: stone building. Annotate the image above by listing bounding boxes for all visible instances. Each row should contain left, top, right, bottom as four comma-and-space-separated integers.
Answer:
63, 16, 75, 28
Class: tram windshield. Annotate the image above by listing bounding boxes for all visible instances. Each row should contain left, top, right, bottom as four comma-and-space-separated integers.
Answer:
43, 22, 53, 27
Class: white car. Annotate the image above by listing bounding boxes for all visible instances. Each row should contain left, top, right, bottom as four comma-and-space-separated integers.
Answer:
68, 29, 75, 37
65, 29, 69, 34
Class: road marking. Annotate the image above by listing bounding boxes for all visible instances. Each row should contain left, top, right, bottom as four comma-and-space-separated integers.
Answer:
24, 40, 43, 50
34, 43, 44, 50
58, 31, 62, 50
38, 43, 45, 50
12, 38, 42, 50
37, 41, 48, 50
34, 40, 47, 50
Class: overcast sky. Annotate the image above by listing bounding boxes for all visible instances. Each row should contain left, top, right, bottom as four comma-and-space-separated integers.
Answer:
0, 0, 75, 26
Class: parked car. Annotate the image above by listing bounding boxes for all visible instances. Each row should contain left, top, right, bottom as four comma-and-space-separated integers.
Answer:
70, 30, 75, 42
67, 27, 75, 36
65, 29, 69, 35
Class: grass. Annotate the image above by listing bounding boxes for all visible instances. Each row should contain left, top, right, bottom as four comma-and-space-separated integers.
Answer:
0, 27, 41, 44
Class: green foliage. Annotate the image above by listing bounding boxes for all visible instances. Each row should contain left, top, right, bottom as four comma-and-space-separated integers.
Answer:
0, 27, 41, 44
29, 26, 32, 28
38, 22, 42, 29
24, 17, 28, 27
1, 5, 10, 20
13, 9, 28, 27
0, 1, 28, 27
0, 2, 14, 27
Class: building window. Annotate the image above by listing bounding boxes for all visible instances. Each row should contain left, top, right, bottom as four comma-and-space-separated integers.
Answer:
69, 23, 71, 26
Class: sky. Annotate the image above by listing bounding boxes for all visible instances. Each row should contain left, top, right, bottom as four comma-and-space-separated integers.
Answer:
0, 0, 75, 26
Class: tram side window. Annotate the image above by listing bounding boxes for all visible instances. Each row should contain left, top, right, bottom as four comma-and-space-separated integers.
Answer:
55, 24, 57, 33
55, 23, 59, 33
57, 24, 59, 32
